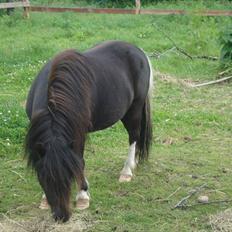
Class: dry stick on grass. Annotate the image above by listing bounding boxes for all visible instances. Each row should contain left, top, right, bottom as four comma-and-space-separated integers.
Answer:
155, 70, 232, 88
152, 23, 193, 60
150, 24, 232, 87
152, 23, 218, 61
130, 192, 145, 200
172, 183, 207, 210
192, 76, 232, 88
218, 67, 232, 76
148, 47, 176, 59
184, 199, 232, 208
155, 187, 182, 202
192, 55, 218, 61
148, 47, 218, 61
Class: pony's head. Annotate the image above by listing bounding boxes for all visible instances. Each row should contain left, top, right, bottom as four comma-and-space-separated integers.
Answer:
36, 140, 76, 222
25, 50, 92, 222
25, 111, 83, 222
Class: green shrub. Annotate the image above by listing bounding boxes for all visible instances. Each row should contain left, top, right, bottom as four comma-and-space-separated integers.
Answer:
219, 25, 232, 68
85, 0, 177, 7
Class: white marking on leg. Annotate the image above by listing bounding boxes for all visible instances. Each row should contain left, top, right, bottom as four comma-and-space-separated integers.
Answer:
84, 177, 89, 188
39, 193, 49, 210
119, 142, 136, 182
76, 190, 90, 201
76, 178, 90, 210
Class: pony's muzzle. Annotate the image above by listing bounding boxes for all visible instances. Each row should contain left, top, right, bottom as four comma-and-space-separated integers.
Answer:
52, 208, 70, 222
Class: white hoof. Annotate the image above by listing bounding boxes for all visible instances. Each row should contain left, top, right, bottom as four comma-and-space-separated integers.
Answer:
39, 195, 49, 210
76, 198, 90, 210
76, 190, 90, 210
119, 174, 132, 182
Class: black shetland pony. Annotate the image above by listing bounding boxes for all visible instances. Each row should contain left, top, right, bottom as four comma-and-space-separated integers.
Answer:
25, 41, 153, 222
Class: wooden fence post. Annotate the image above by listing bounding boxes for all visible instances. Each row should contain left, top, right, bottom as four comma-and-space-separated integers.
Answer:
135, 0, 141, 14
23, 0, 29, 18
0, 1, 30, 17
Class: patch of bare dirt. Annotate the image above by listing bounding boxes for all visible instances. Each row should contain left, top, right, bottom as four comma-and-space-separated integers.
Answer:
0, 209, 93, 232
210, 208, 232, 232
155, 71, 195, 87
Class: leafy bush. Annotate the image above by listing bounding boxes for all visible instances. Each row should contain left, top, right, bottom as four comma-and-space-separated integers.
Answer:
219, 25, 232, 68
85, 0, 177, 7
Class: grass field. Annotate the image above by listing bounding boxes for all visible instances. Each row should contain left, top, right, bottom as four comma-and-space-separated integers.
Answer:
0, 5, 232, 232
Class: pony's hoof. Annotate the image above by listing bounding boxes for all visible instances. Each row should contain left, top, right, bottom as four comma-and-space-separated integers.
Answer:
39, 196, 49, 210
119, 174, 132, 182
76, 198, 90, 210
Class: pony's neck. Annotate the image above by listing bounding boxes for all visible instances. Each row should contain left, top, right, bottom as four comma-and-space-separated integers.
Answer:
48, 109, 86, 153
46, 50, 93, 149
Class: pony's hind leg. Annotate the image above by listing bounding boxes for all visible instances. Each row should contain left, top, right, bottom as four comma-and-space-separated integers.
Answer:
119, 141, 137, 182
119, 104, 143, 182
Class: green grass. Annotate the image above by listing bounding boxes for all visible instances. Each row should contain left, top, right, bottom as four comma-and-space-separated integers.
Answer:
0, 7, 232, 231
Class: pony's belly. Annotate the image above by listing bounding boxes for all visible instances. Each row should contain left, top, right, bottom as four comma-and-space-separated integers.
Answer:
90, 89, 133, 132
90, 109, 126, 132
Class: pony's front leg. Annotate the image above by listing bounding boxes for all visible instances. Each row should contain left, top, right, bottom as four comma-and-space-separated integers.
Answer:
119, 142, 137, 182
39, 177, 90, 211
74, 142, 90, 210
76, 175, 90, 210
39, 193, 49, 209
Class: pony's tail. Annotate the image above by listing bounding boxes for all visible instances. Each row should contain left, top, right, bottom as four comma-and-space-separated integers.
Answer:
137, 95, 153, 162
137, 55, 153, 162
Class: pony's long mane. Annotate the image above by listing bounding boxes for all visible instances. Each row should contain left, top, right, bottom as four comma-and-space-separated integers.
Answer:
47, 49, 93, 147
25, 50, 93, 200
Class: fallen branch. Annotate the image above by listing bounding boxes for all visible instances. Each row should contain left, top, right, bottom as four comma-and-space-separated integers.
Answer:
218, 67, 232, 76
155, 70, 232, 88
130, 192, 145, 200
192, 55, 218, 61
183, 199, 232, 208
151, 23, 218, 61
148, 48, 218, 61
155, 187, 182, 202
192, 76, 232, 88
148, 47, 176, 59
152, 23, 193, 60
172, 183, 207, 210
